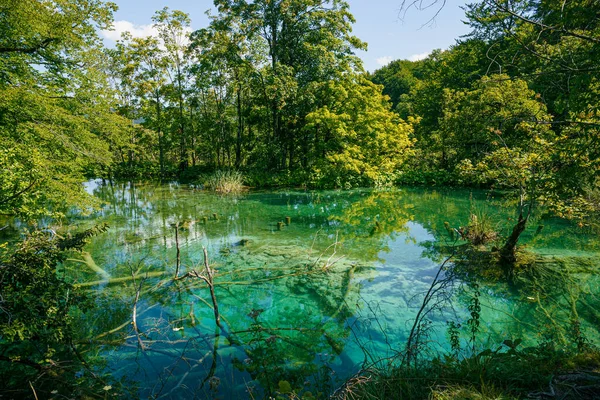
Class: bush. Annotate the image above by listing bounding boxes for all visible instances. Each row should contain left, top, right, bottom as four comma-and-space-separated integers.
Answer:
178, 165, 214, 183
342, 346, 600, 400
0, 225, 122, 397
244, 169, 314, 189
111, 161, 176, 180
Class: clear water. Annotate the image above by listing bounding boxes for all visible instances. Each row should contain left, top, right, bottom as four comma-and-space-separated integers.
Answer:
66, 181, 600, 398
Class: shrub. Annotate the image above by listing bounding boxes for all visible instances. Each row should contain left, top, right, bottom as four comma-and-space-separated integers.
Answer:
396, 169, 459, 186
0, 225, 119, 397
179, 165, 214, 183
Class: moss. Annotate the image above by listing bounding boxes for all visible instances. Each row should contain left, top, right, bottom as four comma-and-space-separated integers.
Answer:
431, 385, 514, 400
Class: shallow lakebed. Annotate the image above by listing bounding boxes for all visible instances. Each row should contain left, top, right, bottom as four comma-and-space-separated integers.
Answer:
64, 181, 600, 398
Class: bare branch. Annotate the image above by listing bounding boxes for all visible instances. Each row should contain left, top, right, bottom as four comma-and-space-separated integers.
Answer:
487, 0, 600, 44
0, 38, 57, 54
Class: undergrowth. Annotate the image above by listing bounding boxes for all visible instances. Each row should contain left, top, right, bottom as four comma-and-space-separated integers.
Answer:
341, 346, 600, 399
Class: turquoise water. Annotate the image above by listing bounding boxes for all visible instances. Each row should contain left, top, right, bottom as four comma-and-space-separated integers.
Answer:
66, 181, 600, 398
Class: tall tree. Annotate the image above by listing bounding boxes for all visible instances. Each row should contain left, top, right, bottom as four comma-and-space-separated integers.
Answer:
447, 75, 595, 270
306, 76, 414, 187
153, 8, 193, 171
206, 0, 367, 169
0, 0, 129, 219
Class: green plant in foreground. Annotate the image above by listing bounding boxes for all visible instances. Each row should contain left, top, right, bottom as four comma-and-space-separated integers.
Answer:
343, 344, 600, 400
0, 224, 128, 398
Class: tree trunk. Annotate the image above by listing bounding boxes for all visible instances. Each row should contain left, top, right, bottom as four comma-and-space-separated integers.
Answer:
499, 212, 528, 271
155, 93, 164, 179
269, 15, 279, 169
177, 64, 187, 172
189, 104, 196, 167
236, 82, 243, 168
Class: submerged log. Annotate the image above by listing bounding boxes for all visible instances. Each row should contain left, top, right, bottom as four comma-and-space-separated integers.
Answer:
68, 252, 110, 280
75, 271, 169, 287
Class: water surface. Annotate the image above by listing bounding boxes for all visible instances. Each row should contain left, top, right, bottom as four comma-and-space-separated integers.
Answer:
68, 182, 600, 398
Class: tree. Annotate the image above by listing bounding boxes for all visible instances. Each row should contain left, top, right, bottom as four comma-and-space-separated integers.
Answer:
108, 34, 171, 177
444, 75, 593, 270
0, 0, 130, 219
368, 59, 423, 110
189, 19, 252, 168
206, 0, 367, 169
0, 0, 117, 82
464, 0, 600, 121
306, 76, 414, 187
153, 8, 193, 171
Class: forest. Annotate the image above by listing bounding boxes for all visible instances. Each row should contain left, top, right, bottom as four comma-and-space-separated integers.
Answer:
1, 0, 600, 398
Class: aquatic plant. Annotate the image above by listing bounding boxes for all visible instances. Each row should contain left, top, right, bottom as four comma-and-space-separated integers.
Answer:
334, 254, 600, 400
204, 170, 245, 194
462, 212, 498, 246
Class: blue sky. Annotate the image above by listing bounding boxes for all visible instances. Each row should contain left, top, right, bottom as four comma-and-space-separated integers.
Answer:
101, 0, 470, 71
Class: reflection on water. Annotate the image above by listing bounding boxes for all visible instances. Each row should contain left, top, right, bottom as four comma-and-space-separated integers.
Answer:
66, 181, 600, 398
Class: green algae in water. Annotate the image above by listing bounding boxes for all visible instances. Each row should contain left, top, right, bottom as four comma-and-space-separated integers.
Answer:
66, 181, 600, 398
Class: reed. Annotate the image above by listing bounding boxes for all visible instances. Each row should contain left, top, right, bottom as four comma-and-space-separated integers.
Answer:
204, 170, 245, 194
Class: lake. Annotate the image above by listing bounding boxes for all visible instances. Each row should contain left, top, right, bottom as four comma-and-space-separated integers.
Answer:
65, 181, 600, 398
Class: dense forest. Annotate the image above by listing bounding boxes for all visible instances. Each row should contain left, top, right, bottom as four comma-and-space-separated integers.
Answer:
2, 0, 599, 216
1, 0, 600, 398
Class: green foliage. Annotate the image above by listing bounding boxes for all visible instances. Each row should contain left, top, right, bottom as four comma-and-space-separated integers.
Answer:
112, 160, 171, 180
348, 342, 600, 400
0, 0, 117, 85
0, 0, 132, 220
0, 87, 112, 220
0, 225, 114, 396
306, 76, 414, 187
368, 59, 424, 109
244, 169, 313, 189
106, 0, 412, 185
465, 0, 600, 119
430, 385, 512, 400
2, 0, 599, 397
440, 75, 554, 171
463, 210, 499, 246
395, 168, 459, 186
436, 75, 593, 267
0, 226, 107, 343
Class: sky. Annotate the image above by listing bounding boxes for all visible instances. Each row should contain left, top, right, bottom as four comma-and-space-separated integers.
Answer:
101, 0, 471, 72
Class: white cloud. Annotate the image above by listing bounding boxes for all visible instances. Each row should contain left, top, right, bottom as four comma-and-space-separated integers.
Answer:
101, 20, 159, 41
408, 51, 431, 62
101, 20, 193, 50
376, 56, 394, 67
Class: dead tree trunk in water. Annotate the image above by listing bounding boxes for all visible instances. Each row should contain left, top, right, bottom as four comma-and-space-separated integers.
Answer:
174, 223, 181, 279
202, 247, 222, 330
499, 212, 528, 271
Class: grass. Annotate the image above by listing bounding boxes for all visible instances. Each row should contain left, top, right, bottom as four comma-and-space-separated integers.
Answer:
464, 211, 499, 246
336, 348, 600, 400
430, 384, 512, 400
203, 170, 245, 194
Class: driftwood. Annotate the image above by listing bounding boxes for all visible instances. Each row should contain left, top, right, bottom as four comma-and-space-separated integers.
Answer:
177, 248, 224, 333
